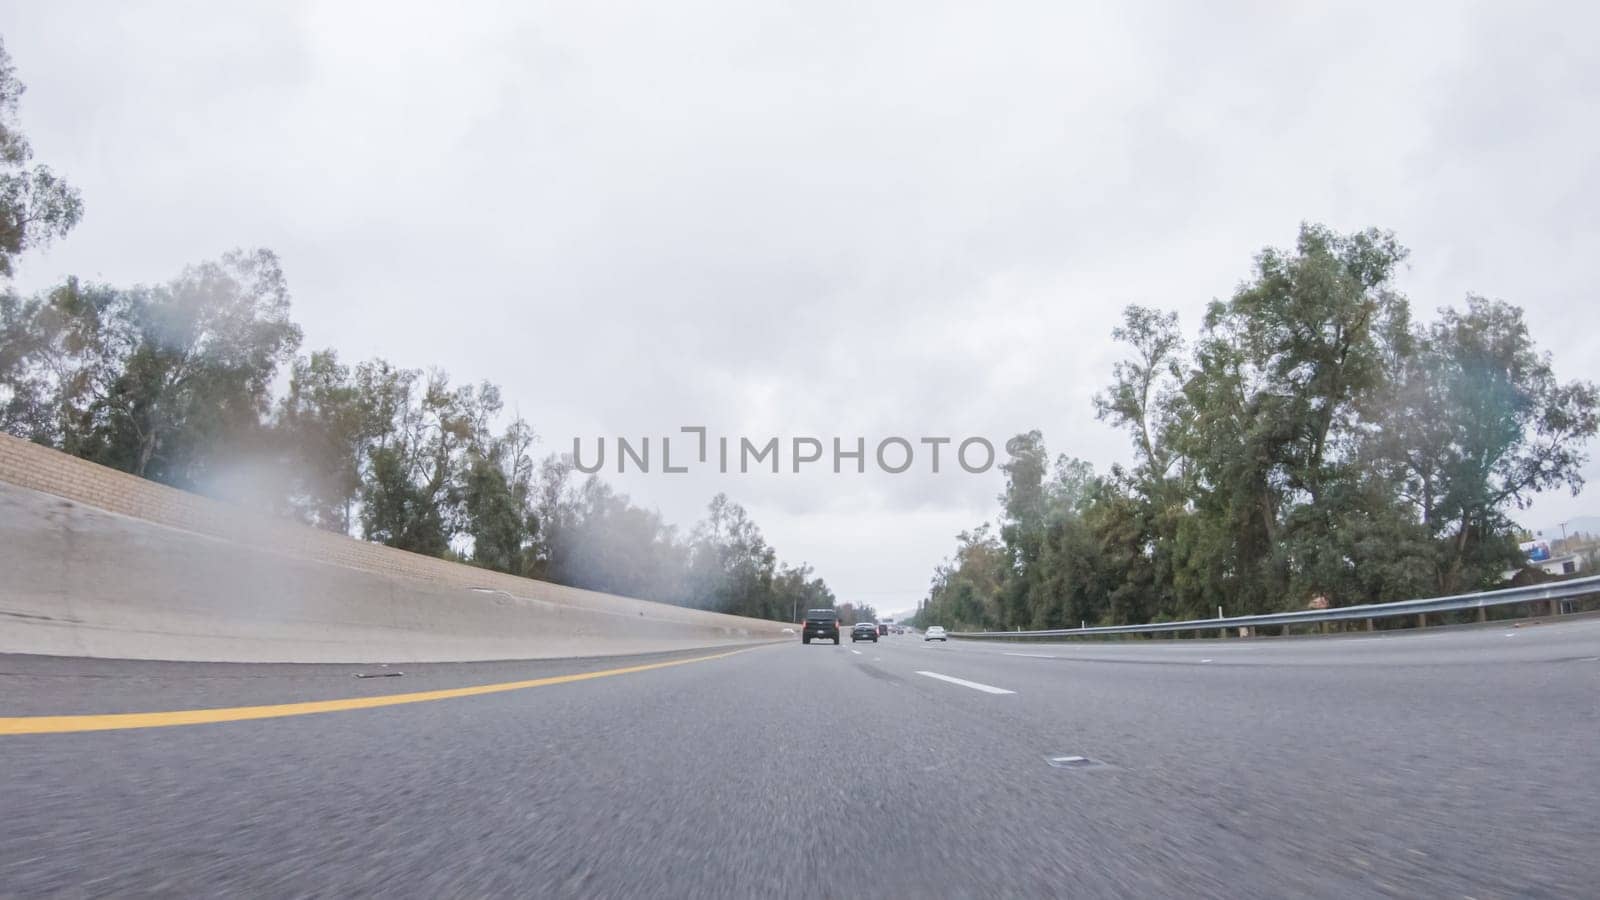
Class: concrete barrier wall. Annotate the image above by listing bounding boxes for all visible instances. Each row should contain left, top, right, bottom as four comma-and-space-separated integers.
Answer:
0, 435, 791, 662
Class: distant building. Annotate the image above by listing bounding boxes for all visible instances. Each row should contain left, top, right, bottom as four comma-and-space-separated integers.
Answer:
1532, 554, 1585, 577
1502, 542, 1587, 581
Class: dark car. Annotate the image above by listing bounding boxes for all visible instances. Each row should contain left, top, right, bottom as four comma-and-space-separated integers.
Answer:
851, 622, 879, 643
802, 609, 841, 645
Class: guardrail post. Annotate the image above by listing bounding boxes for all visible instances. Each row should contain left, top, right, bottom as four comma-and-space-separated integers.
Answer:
1365, 618, 1374, 632
1550, 598, 1562, 617
1477, 606, 1487, 623
1416, 613, 1426, 629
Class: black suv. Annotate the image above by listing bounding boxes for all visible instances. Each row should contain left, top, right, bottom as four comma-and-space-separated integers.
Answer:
851, 622, 879, 643
802, 609, 840, 645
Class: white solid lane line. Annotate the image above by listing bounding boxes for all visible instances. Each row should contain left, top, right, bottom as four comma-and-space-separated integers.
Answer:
851, 649, 862, 655
915, 671, 1016, 695
1004, 652, 1057, 659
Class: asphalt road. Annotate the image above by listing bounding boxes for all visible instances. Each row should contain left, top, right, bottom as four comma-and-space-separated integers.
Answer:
4, 619, 1599, 899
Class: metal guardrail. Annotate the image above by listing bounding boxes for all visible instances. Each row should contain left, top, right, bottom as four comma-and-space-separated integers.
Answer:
949, 574, 1600, 640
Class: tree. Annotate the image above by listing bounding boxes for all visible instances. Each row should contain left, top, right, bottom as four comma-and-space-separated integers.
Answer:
0, 40, 834, 616
462, 417, 538, 575
361, 442, 450, 555
834, 600, 877, 627
100, 250, 302, 487
1, 278, 120, 442
2, 251, 303, 490
276, 350, 367, 531
997, 430, 1049, 625
1095, 305, 1192, 621
772, 562, 835, 622
1383, 297, 1598, 590
528, 453, 576, 580
358, 370, 491, 554
1095, 305, 1186, 494
915, 524, 1007, 630
926, 223, 1595, 628
687, 493, 781, 618
528, 473, 687, 603
0, 38, 82, 280
1181, 224, 1411, 610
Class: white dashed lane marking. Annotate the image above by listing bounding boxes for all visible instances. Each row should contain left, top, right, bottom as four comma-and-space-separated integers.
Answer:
915, 671, 1016, 695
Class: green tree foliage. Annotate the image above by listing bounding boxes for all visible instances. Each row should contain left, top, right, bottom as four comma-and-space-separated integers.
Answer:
529, 477, 837, 620
1180, 225, 1413, 613
687, 494, 837, 621
357, 372, 508, 557
834, 601, 878, 626
2, 251, 302, 489
362, 441, 450, 555
462, 417, 537, 575
277, 351, 395, 532
917, 224, 1598, 631
0, 38, 82, 280
912, 524, 1007, 630
1381, 297, 1599, 591
3, 260, 835, 617
538, 475, 689, 602
0, 41, 831, 622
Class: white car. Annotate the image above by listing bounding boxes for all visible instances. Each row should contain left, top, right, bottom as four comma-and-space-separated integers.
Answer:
924, 626, 947, 642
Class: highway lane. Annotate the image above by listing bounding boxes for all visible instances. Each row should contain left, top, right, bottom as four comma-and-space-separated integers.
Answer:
3, 621, 1599, 898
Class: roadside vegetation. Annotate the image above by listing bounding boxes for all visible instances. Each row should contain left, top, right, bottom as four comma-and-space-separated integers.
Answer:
913, 226, 1598, 631
0, 39, 835, 623
3, 38, 1589, 633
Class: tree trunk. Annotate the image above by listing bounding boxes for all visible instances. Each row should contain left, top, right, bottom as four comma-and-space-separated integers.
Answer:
134, 432, 157, 478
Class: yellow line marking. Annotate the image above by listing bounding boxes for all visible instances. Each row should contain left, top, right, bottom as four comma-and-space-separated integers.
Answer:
0, 646, 764, 736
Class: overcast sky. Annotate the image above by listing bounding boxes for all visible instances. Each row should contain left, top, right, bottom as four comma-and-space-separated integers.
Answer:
3, 1, 1597, 617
